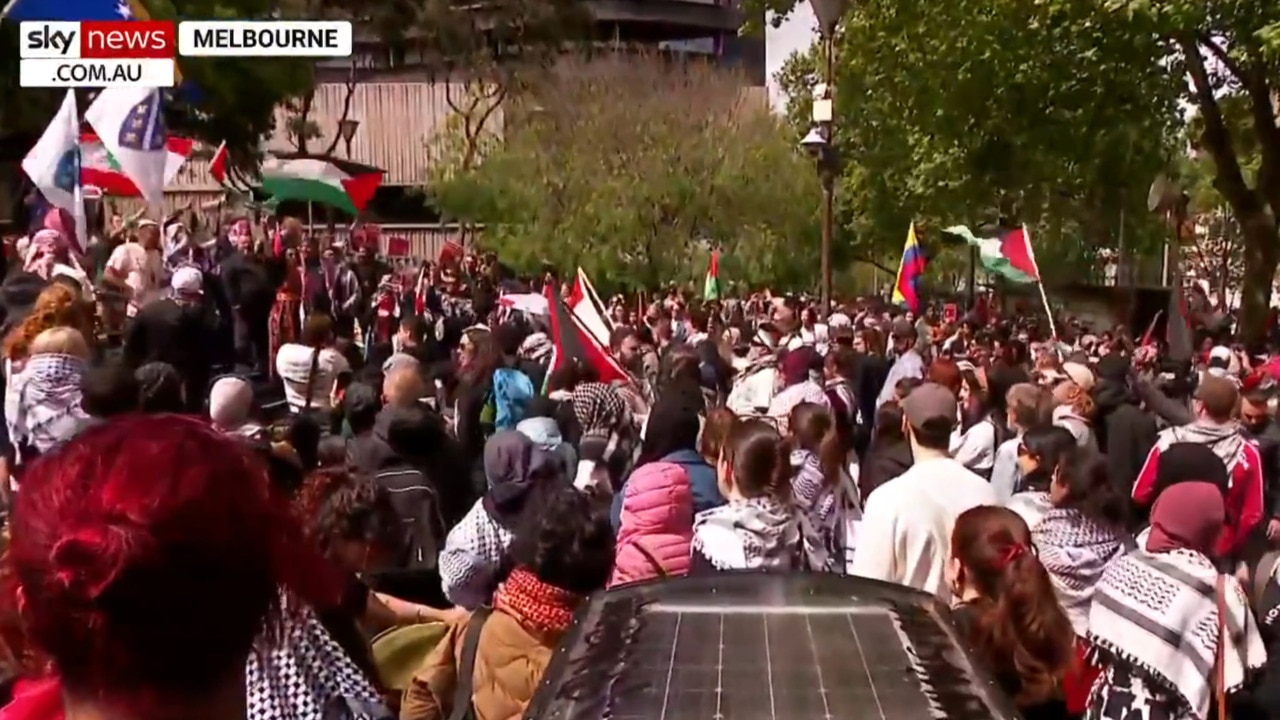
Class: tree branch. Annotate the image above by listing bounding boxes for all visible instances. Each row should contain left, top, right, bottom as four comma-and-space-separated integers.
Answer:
1180, 35, 1254, 206
322, 64, 359, 156
1197, 34, 1246, 86
851, 256, 895, 275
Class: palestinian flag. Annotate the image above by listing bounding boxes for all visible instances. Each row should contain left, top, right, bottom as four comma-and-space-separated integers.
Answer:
259, 154, 383, 214
943, 225, 1042, 284
543, 282, 627, 391
703, 250, 721, 301
209, 141, 228, 184
568, 267, 614, 348
79, 132, 193, 197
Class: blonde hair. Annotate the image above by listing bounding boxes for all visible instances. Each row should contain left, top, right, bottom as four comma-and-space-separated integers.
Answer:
1052, 380, 1095, 419
3, 284, 93, 361
30, 326, 89, 358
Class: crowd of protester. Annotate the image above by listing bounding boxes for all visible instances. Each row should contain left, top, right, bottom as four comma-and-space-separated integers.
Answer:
1, 206, 1280, 720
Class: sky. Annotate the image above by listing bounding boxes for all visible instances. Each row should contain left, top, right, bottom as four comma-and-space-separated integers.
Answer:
764, 5, 817, 111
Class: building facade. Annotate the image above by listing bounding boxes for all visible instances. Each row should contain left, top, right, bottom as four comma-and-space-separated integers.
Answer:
315, 0, 762, 86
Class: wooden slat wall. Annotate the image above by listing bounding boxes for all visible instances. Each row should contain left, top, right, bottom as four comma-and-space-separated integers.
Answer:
162, 82, 490, 191
266, 82, 492, 186
304, 224, 463, 261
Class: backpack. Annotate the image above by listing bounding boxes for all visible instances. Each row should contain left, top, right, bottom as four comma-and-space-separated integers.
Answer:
484, 368, 534, 432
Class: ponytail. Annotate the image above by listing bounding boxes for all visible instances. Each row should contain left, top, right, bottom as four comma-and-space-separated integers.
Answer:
979, 546, 1074, 705
723, 419, 792, 503
769, 435, 792, 504
952, 507, 1075, 707
787, 402, 847, 488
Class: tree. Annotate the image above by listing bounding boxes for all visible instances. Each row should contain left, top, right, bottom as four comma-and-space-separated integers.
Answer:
428, 52, 824, 292
0, 0, 314, 170
1171, 101, 1258, 308
766, 0, 1182, 287
1093, 0, 1280, 346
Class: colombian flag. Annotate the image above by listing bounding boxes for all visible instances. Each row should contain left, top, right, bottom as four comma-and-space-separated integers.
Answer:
891, 223, 926, 312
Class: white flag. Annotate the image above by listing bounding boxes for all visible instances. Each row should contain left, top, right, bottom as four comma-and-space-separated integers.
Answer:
85, 86, 169, 210
22, 89, 81, 219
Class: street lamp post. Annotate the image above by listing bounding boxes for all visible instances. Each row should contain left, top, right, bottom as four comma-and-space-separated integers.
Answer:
808, 0, 846, 319
338, 118, 361, 158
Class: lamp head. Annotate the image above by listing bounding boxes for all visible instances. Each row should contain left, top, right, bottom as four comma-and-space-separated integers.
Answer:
800, 126, 828, 156
338, 118, 361, 143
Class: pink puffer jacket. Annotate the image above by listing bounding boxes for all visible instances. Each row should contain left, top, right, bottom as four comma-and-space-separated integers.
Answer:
610, 461, 694, 587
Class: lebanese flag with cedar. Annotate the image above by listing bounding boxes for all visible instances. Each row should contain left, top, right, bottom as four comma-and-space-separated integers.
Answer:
79, 132, 194, 197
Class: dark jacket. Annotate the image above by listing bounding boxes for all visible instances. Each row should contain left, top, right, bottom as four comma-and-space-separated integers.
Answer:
123, 297, 217, 408
852, 353, 890, 423
1093, 378, 1159, 494
1245, 419, 1280, 520
218, 250, 275, 314
859, 438, 912, 501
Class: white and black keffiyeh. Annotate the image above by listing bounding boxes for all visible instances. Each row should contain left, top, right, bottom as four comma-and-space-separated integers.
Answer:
1032, 506, 1129, 636
5, 353, 90, 464
518, 332, 553, 364
247, 606, 391, 720
791, 449, 861, 573
1086, 548, 1266, 720
766, 380, 830, 434
571, 382, 628, 441
692, 496, 801, 571
437, 499, 515, 610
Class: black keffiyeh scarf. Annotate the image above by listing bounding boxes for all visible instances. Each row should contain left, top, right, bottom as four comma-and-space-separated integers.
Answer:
246, 604, 391, 720
571, 382, 628, 442
692, 496, 800, 571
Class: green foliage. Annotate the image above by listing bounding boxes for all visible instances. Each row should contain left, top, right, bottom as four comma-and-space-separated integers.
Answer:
429, 53, 823, 293
1176, 98, 1260, 217
1100, 0, 1280, 345
0, 0, 313, 169
771, 0, 1182, 285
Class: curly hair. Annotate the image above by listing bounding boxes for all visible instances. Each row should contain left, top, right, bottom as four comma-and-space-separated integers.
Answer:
510, 487, 615, 595
1054, 448, 1132, 532
3, 283, 93, 361
297, 469, 399, 558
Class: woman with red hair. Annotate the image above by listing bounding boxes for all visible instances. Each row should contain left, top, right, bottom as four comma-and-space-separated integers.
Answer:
947, 505, 1076, 719
0, 415, 348, 720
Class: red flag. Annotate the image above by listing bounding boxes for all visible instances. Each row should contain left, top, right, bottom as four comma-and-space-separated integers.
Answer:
999, 226, 1041, 282
209, 141, 228, 184
543, 282, 627, 388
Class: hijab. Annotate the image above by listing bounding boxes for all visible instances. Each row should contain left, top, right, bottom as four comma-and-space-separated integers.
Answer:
482, 430, 556, 529
780, 347, 816, 387
22, 230, 64, 279
1146, 481, 1225, 556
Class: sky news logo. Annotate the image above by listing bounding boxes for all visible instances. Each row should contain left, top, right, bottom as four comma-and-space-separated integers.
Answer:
18, 20, 351, 87
22, 20, 175, 59
20, 59, 175, 87
19, 20, 351, 60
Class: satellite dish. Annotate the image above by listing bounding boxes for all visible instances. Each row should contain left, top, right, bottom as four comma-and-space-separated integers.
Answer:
1148, 174, 1175, 213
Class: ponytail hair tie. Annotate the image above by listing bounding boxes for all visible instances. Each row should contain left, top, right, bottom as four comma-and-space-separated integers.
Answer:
998, 543, 1026, 569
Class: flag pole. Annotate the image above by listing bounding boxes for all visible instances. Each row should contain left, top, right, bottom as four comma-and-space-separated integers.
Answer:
1024, 224, 1058, 340
0, 0, 21, 24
